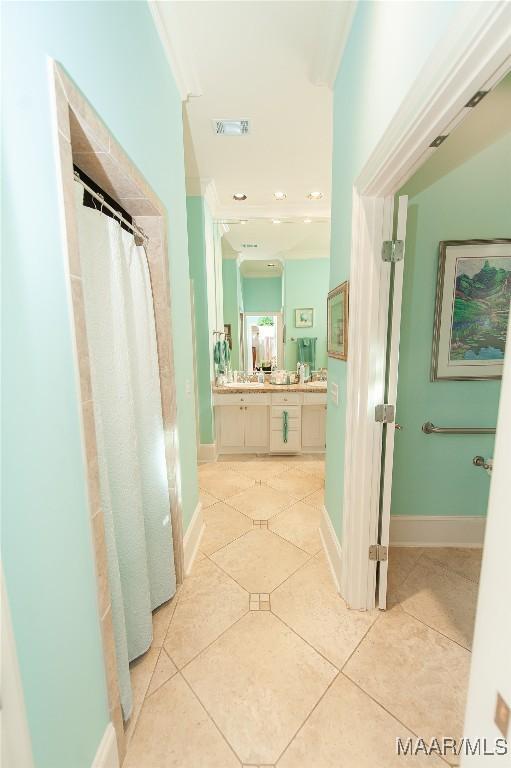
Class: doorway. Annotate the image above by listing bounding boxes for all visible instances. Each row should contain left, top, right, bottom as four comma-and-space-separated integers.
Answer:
243, 312, 284, 372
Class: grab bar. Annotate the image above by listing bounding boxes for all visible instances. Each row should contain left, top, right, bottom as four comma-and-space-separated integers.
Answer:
422, 421, 496, 435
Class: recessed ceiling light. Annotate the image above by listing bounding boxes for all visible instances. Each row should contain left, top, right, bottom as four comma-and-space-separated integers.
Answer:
273, 191, 287, 200
303, 218, 312, 224
267, 263, 276, 267
307, 191, 323, 200
240, 220, 248, 225
233, 192, 247, 201
272, 219, 281, 224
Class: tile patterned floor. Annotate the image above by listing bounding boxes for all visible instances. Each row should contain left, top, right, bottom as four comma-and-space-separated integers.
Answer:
124, 455, 482, 767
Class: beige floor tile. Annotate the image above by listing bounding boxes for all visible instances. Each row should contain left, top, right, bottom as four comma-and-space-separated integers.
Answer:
387, 547, 424, 606
199, 489, 218, 508
291, 459, 325, 480
398, 559, 478, 649
199, 468, 255, 500
228, 484, 296, 520
211, 528, 310, 592
344, 608, 470, 746
422, 547, 483, 583
270, 501, 322, 554
164, 558, 248, 668
278, 674, 446, 768
201, 501, 252, 555
266, 467, 323, 500
147, 649, 177, 696
183, 611, 337, 765
303, 487, 324, 510
152, 596, 178, 647
126, 645, 161, 742
272, 555, 376, 668
124, 674, 239, 768
227, 459, 291, 480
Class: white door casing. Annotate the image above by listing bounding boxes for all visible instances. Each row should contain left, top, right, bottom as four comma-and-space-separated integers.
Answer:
340, 2, 511, 611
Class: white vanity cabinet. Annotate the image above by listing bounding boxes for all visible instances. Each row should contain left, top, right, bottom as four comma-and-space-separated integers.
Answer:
214, 393, 270, 452
214, 389, 327, 454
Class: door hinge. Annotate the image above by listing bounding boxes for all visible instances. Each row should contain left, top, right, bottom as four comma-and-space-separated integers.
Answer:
369, 544, 388, 562
375, 403, 395, 423
381, 240, 404, 262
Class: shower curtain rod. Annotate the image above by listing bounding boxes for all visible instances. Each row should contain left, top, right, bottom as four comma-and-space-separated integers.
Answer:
73, 170, 148, 242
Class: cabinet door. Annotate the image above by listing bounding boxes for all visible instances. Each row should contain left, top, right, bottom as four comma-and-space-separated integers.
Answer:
219, 405, 245, 449
244, 405, 269, 450
301, 405, 326, 450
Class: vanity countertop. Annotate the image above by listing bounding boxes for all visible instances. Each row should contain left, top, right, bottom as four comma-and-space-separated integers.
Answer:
212, 382, 327, 394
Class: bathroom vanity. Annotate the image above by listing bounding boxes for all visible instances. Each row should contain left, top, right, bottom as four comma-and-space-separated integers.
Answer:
212, 383, 327, 454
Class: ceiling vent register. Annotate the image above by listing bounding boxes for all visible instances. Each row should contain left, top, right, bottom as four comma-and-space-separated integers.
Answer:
214, 119, 249, 136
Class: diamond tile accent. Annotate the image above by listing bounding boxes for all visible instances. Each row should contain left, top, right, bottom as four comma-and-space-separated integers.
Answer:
228, 483, 296, 520
253, 519, 269, 528
211, 528, 310, 593
183, 611, 337, 764
249, 593, 271, 611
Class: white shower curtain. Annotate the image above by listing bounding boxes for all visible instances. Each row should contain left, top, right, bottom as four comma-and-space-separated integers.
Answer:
74, 183, 176, 719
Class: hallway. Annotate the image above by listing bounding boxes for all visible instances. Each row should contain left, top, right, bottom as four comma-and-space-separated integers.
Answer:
124, 457, 481, 767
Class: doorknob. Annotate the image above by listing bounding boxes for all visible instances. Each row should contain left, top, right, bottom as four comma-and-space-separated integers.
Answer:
395, 423, 403, 430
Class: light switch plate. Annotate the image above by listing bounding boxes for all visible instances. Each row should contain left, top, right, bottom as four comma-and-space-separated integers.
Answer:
330, 382, 339, 406
495, 693, 510, 737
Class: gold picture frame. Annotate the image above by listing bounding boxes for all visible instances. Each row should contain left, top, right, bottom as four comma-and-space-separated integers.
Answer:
327, 281, 349, 360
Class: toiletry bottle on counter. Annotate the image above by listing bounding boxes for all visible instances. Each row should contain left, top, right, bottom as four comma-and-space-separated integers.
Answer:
258, 370, 265, 384
299, 363, 305, 384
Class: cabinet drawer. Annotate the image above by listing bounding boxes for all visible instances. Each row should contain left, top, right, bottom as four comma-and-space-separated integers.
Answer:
213, 393, 271, 406
271, 392, 302, 406
302, 392, 327, 405
270, 429, 301, 452
271, 405, 301, 419
271, 416, 300, 432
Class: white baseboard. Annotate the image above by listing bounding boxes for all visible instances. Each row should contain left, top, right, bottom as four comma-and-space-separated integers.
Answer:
390, 515, 486, 548
198, 443, 217, 462
183, 500, 204, 575
319, 505, 342, 593
92, 724, 118, 768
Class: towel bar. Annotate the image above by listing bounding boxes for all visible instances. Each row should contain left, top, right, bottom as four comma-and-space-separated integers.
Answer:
422, 421, 496, 435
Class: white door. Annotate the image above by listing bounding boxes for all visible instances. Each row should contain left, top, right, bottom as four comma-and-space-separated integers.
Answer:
462, 333, 510, 763
219, 405, 245, 449
378, 195, 408, 609
244, 405, 269, 450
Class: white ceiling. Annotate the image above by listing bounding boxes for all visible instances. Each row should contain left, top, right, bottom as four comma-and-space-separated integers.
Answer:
224, 219, 331, 263
152, 1, 355, 236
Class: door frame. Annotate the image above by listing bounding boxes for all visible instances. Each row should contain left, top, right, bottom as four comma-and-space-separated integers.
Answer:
243, 311, 284, 371
341, 2, 511, 610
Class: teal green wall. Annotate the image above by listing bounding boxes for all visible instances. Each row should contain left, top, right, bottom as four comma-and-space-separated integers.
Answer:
187, 196, 215, 444
392, 95, 511, 518
283, 259, 329, 370
326, 0, 459, 540
1, 3, 198, 767
242, 277, 283, 312
222, 259, 241, 370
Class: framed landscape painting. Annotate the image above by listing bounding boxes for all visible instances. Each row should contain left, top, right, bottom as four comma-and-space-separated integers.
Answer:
431, 239, 511, 380
328, 281, 348, 360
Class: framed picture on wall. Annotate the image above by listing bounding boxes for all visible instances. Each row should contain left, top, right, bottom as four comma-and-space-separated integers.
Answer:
327, 282, 348, 360
431, 239, 511, 380
295, 308, 314, 328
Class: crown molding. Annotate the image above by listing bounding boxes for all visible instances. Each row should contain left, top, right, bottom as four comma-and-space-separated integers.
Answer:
310, 1, 357, 88
148, 1, 202, 101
